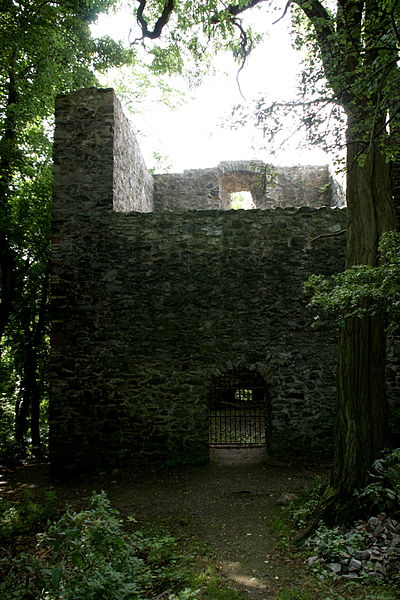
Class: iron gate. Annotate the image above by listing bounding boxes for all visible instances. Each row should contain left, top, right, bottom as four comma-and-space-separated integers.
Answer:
209, 369, 268, 447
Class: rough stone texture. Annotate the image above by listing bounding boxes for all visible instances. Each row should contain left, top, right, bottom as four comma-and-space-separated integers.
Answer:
51, 203, 347, 472
264, 165, 332, 208
153, 168, 222, 211
53, 87, 153, 215
310, 513, 400, 581
113, 91, 153, 212
154, 162, 335, 212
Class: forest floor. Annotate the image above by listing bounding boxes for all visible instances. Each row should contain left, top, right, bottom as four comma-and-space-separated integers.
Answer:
1, 451, 398, 600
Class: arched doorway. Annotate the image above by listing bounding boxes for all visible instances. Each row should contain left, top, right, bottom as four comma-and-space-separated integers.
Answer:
209, 369, 270, 448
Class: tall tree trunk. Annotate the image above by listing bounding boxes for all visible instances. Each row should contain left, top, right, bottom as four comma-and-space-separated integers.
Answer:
15, 273, 48, 460
327, 123, 396, 522
0, 56, 19, 348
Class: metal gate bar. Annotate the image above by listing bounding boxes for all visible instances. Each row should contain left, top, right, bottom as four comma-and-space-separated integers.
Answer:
209, 370, 267, 447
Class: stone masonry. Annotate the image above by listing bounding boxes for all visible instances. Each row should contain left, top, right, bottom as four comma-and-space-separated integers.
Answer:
50, 87, 397, 474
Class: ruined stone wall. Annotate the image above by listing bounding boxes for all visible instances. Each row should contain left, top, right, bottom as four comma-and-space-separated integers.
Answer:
113, 92, 153, 212
53, 87, 153, 215
51, 87, 400, 474
264, 165, 331, 208
50, 201, 347, 473
51, 87, 348, 473
154, 163, 333, 211
153, 169, 222, 211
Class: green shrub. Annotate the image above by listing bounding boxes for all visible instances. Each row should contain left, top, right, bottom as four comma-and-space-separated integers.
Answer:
306, 523, 365, 562
0, 491, 200, 600
355, 448, 400, 514
0, 397, 20, 466
284, 476, 325, 528
0, 490, 57, 540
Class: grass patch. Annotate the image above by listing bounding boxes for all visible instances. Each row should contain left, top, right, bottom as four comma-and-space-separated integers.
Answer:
276, 591, 313, 600
270, 515, 292, 548
200, 580, 246, 600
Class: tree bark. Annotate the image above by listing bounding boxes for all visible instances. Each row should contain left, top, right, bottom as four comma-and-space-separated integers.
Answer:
327, 124, 396, 522
0, 55, 19, 347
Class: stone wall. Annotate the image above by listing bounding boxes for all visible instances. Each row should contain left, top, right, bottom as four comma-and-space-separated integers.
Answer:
50, 203, 347, 473
54, 87, 153, 215
153, 168, 222, 211
265, 165, 331, 208
154, 162, 334, 212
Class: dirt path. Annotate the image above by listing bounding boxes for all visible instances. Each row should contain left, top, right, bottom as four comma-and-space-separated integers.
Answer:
2, 454, 327, 599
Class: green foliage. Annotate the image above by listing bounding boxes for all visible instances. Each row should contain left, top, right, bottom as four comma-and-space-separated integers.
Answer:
0, 491, 200, 600
0, 490, 57, 540
230, 191, 254, 210
306, 524, 365, 562
355, 448, 400, 515
284, 476, 325, 529
270, 515, 292, 549
200, 581, 246, 600
0, 385, 19, 465
305, 232, 400, 327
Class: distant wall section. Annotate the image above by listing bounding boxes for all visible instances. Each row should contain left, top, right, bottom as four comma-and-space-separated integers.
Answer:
154, 162, 335, 211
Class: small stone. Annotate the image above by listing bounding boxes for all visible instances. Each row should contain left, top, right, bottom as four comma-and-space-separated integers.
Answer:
374, 563, 387, 576
377, 513, 387, 521
277, 493, 298, 505
371, 571, 385, 580
388, 560, 400, 574
327, 562, 342, 574
370, 550, 384, 561
368, 516, 381, 528
307, 556, 320, 565
355, 550, 370, 561
348, 558, 362, 572
393, 534, 400, 546
386, 518, 399, 533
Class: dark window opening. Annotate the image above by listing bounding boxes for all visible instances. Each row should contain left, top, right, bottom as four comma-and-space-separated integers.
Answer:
209, 369, 269, 447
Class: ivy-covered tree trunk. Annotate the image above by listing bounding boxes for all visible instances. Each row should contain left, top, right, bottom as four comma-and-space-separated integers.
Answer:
327, 124, 395, 522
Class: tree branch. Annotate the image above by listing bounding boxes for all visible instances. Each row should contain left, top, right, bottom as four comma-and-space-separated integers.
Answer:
135, 0, 175, 40
210, 0, 266, 24
272, 1, 292, 25
291, 0, 343, 99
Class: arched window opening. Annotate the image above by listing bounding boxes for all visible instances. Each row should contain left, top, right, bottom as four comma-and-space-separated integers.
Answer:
209, 369, 269, 447
230, 191, 255, 210
218, 170, 264, 210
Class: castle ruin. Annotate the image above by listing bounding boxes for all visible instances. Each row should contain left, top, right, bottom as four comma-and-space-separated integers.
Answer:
49, 87, 398, 473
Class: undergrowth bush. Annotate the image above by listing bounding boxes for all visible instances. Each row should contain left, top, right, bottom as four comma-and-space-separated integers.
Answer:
355, 448, 400, 515
304, 524, 365, 561
0, 397, 20, 466
283, 476, 325, 528
0, 490, 57, 540
0, 491, 200, 600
